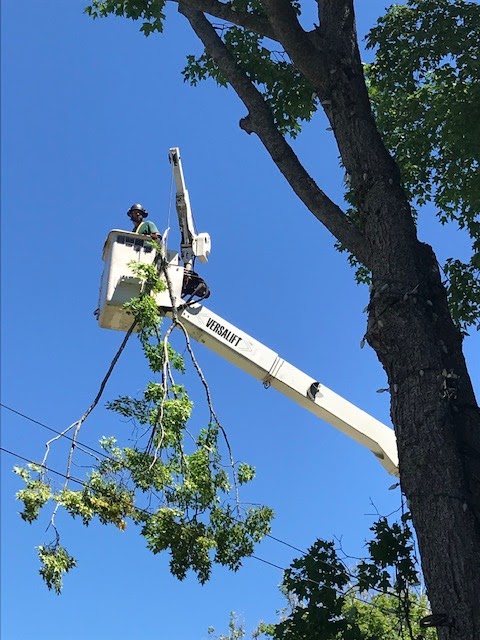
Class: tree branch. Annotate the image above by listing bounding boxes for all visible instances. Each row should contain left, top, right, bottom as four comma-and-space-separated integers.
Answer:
177, 2, 369, 264
260, 0, 329, 89
261, 0, 409, 243
170, 0, 277, 40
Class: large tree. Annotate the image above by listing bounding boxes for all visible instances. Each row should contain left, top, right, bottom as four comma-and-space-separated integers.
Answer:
42, 0, 480, 637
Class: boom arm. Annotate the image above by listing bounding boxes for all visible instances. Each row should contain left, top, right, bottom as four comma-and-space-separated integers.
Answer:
98, 147, 398, 476
169, 147, 211, 266
98, 232, 399, 475
172, 303, 399, 476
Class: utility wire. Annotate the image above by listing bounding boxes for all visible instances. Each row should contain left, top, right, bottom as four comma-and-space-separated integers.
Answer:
251, 554, 286, 572
1, 404, 409, 609
0, 404, 109, 460
1, 443, 401, 617
1, 403, 401, 601
264, 533, 305, 556
1, 403, 307, 556
1, 446, 86, 484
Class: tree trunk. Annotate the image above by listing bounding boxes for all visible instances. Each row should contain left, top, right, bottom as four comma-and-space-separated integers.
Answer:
323, 37, 480, 637
365, 235, 480, 640
309, 13, 480, 639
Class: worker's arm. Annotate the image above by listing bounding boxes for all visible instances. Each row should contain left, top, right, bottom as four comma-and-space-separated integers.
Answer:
146, 221, 161, 241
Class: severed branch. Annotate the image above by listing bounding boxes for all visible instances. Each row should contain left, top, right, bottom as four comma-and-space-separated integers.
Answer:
155, 244, 242, 509
175, 318, 241, 512
177, 2, 369, 265
146, 324, 171, 461
44, 320, 137, 540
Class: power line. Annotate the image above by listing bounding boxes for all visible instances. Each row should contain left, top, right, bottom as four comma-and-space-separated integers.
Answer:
264, 533, 305, 556
1, 403, 405, 613
1, 445, 85, 485
251, 554, 286, 572
0, 403, 109, 460
1, 402, 308, 556
0, 404, 397, 599
1, 443, 401, 617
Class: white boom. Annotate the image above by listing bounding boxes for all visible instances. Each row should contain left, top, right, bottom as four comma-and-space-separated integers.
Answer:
176, 303, 399, 476
169, 147, 211, 267
97, 148, 399, 477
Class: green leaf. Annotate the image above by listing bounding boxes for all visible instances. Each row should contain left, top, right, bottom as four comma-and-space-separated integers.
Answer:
365, 0, 480, 328
37, 545, 76, 595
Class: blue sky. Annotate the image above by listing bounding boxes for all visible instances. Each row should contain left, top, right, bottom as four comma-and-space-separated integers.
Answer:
1, 2, 478, 639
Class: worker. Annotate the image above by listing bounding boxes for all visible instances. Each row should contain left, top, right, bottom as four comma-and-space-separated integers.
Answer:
127, 203, 161, 241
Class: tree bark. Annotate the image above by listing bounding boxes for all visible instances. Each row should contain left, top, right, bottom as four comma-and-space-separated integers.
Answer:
309, 5, 480, 638
366, 214, 480, 640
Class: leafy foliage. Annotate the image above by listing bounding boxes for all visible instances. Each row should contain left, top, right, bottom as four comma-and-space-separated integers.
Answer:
210, 514, 437, 640
237, 462, 256, 485
15, 252, 273, 591
266, 514, 435, 640
273, 540, 360, 640
366, 0, 480, 330
341, 591, 437, 640
183, 18, 316, 138
85, 0, 166, 35
37, 545, 76, 595
14, 465, 51, 523
208, 612, 247, 640
356, 514, 418, 593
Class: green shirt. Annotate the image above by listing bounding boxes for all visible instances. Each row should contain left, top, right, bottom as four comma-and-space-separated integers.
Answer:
135, 220, 159, 236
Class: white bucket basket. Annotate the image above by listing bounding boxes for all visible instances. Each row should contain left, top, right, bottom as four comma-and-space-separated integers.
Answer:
97, 230, 184, 331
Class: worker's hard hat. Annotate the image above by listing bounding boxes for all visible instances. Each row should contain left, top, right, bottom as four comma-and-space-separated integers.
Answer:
127, 203, 148, 218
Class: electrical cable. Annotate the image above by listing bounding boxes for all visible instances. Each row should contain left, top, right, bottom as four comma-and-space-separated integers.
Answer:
251, 555, 286, 572
1, 442, 402, 617
0, 403, 109, 461
1, 446, 86, 485
0, 403, 401, 602
0, 402, 308, 557
1, 404, 412, 610
263, 533, 305, 555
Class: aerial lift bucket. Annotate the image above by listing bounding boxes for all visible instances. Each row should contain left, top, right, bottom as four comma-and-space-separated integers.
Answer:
97, 230, 184, 332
